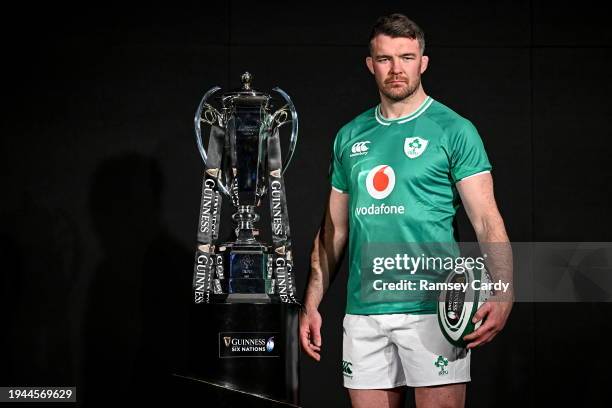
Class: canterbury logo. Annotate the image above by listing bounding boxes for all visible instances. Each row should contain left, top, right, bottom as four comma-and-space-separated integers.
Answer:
342, 360, 353, 376
350, 141, 370, 157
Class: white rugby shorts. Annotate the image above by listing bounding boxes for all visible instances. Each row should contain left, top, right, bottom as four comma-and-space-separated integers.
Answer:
342, 313, 470, 388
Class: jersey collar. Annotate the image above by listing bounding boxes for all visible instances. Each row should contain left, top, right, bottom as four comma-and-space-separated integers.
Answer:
375, 96, 434, 126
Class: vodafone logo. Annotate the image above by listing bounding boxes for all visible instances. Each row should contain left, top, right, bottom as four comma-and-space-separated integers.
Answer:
357, 165, 404, 216
365, 165, 396, 199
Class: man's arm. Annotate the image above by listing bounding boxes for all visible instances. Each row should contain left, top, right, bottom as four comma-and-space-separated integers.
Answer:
456, 172, 513, 349
300, 189, 349, 361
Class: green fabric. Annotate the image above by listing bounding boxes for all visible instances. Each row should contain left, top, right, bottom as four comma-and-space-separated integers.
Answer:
329, 97, 492, 314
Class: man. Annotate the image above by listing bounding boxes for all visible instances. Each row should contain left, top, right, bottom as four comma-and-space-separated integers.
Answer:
300, 14, 513, 408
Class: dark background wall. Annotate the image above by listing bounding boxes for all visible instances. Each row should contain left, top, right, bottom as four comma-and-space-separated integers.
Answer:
1, 1, 611, 406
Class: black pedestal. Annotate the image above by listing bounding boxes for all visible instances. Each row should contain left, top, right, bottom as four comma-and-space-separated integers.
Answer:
179, 303, 299, 405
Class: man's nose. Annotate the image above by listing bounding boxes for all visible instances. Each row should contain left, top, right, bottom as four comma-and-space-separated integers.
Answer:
389, 58, 403, 74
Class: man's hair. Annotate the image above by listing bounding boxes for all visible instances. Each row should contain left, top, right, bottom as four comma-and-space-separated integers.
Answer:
369, 13, 425, 54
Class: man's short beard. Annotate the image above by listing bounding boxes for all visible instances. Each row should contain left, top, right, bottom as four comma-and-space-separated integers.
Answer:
380, 79, 420, 102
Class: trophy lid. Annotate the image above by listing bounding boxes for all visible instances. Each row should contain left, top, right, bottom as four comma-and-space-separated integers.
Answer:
222, 72, 270, 107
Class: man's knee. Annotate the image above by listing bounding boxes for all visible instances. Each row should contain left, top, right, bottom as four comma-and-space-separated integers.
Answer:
414, 383, 466, 408
348, 387, 406, 408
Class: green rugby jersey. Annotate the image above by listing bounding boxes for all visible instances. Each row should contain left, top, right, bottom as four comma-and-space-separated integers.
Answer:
329, 96, 492, 315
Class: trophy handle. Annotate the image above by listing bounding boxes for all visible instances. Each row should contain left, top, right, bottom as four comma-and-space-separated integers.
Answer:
194, 86, 230, 196
271, 87, 298, 174
194, 86, 222, 166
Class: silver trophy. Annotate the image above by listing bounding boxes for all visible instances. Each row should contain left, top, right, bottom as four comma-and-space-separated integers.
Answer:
192, 72, 299, 304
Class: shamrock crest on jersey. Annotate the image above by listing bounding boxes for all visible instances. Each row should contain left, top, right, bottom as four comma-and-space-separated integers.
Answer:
404, 136, 429, 159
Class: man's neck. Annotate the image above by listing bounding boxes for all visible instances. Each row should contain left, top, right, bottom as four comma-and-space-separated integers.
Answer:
378, 88, 428, 119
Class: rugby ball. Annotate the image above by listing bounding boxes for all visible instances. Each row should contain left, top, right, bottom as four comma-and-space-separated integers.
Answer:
437, 267, 491, 348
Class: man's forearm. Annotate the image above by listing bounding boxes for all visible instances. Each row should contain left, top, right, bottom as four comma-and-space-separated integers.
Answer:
475, 214, 513, 300
304, 228, 347, 311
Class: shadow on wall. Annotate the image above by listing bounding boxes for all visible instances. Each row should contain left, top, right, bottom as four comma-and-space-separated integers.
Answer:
0, 193, 80, 387
82, 153, 192, 406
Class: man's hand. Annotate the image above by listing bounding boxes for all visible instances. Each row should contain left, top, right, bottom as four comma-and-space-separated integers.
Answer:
299, 308, 322, 361
463, 296, 513, 349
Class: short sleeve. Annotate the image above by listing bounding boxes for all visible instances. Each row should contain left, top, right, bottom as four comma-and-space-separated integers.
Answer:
450, 120, 492, 183
329, 132, 349, 193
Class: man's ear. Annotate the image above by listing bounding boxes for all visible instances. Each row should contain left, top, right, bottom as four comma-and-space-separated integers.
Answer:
420, 55, 429, 74
366, 56, 375, 75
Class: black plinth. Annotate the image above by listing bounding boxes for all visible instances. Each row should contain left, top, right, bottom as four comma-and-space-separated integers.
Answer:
180, 303, 299, 405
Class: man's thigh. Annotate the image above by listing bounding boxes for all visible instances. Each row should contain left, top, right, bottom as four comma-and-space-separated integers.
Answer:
348, 387, 405, 408
414, 383, 466, 408
390, 314, 471, 387
342, 315, 407, 389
